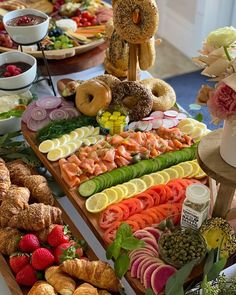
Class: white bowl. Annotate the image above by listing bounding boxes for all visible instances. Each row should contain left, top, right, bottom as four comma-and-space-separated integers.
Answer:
3, 8, 49, 45
0, 51, 37, 93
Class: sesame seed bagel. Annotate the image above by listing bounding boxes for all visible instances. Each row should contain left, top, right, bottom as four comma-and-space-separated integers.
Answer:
113, 0, 159, 44
138, 37, 156, 70
112, 81, 153, 121
94, 74, 121, 91
141, 78, 176, 111
104, 57, 128, 78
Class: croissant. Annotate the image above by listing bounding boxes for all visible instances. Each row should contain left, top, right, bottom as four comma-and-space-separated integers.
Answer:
0, 158, 11, 202
23, 175, 54, 205
73, 283, 98, 295
61, 259, 120, 292
98, 291, 111, 295
9, 203, 63, 231
0, 185, 30, 227
6, 160, 32, 186
34, 224, 57, 243
0, 227, 21, 255
45, 266, 76, 295
28, 280, 57, 295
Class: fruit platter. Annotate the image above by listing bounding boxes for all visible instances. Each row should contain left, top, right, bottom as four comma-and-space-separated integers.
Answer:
0, 0, 112, 59
0, 158, 122, 295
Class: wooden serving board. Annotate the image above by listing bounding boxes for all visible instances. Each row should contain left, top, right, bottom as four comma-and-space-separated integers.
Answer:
0, 198, 99, 295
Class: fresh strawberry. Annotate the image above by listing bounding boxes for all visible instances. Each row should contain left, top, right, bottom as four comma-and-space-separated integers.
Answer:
9, 253, 30, 274
54, 241, 84, 264
19, 234, 40, 253
47, 225, 70, 247
31, 248, 55, 270
16, 264, 37, 286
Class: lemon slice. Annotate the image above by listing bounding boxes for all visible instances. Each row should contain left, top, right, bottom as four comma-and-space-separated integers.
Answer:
58, 134, 70, 145
81, 126, 91, 138
149, 173, 165, 185
187, 161, 201, 178
196, 122, 207, 130
51, 138, 60, 148
141, 175, 155, 188
171, 165, 185, 178
85, 192, 108, 213
195, 168, 207, 179
103, 188, 118, 205
178, 162, 193, 177
180, 124, 194, 135
163, 168, 179, 180
178, 118, 193, 128
69, 131, 78, 141
39, 140, 54, 153
75, 128, 85, 138
66, 142, 77, 154
122, 182, 137, 199
191, 126, 204, 140
47, 148, 63, 161
60, 145, 71, 158
129, 178, 147, 194
116, 184, 128, 199
74, 139, 83, 149
92, 127, 100, 135
86, 137, 97, 145
157, 171, 170, 184
112, 186, 125, 202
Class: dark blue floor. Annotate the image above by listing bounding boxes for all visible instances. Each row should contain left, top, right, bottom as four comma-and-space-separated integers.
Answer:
165, 70, 222, 130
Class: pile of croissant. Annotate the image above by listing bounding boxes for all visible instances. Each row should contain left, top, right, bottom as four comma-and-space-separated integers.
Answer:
0, 158, 63, 256
28, 259, 120, 295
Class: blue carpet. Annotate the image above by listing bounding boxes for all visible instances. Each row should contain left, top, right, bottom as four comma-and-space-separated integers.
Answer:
165, 70, 223, 130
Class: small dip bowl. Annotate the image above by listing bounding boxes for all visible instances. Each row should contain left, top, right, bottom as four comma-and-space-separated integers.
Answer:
3, 8, 49, 45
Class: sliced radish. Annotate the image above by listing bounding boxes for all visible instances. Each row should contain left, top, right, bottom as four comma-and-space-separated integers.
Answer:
130, 256, 148, 278
143, 262, 161, 289
142, 237, 159, 253
49, 109, 69, 121
162, 118, 177, 129
140, 258, 164, 284
142, 116, 155, 121
129, 248, 156, 260
36, 96, 62, 109
177, 112, 188, 120
59, 107, 79, 118
152, 118, 163, 129
150, 111, 164, 119
137, 257, 152, 279
144, 244, 159, 256
30, 107, 47, 121
130, 253, 153, 266
27, 117, 50, 132
151, 265, 176, 294
164, 110, 178, 118
134, 230, 156, 240
137, 121, 153, 131
144, 227, 162, 241
128, 121, 138, 130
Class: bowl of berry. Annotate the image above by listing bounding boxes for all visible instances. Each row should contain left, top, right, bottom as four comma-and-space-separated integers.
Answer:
3, 8, 49, 45
0, 51, 37, 93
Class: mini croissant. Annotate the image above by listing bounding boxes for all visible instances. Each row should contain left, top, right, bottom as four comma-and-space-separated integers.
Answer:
28, 280, 57, 295
0, 158, 11, 202
73, 283, 98, 295
45, 266, 76, 295
6, 159, 32, 186
9, 203, 63, 231
61, 259, 120, 292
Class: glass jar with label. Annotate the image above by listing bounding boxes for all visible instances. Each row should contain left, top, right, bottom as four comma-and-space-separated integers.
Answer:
181, 183, 210, 230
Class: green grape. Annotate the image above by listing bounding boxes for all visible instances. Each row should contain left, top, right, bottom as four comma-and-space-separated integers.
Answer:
54, 40, 62, 49
59, 35, 69, 43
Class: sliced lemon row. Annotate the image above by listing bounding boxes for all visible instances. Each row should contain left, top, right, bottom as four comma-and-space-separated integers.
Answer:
177, 118, 210, 142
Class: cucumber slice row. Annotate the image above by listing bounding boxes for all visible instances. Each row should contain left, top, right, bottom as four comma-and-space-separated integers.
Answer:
78, 143, 198, 197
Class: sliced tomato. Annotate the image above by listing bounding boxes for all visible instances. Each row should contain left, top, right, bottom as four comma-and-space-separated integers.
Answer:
135, 193, 155, 210
139, 213, 155, 227
168, 179, 189, 189
125, 220, 140, 232
148, 207, 165, 224
128, 214, 146, 228
151, 185, 167, 204
99, 205, 123, 230
145, 189, 160, 206
166, 182, 184, 203
122, 198, 142, 216
103, 222, 121, 244
142, 209, 157, 224
116, 203, 130, 220
163, 185, 173, 202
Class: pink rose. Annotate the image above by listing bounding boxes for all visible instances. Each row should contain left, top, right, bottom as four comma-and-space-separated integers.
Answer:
207, 83, 236, 121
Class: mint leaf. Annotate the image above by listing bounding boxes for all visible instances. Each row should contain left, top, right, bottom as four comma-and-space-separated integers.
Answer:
106, 241, 121, 260
165, 260, 196, 295
145, 288, 154, 295
116, 223, 133, 241
114, 253, 130, 279
121, 237, 145, 250
194, 113, 203, 122
203, 249, 215, 277
207, 257, 227, 281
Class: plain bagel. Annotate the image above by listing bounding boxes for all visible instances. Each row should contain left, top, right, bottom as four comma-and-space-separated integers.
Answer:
141, 78, 176, 111
112, 81, 153, 121
113, 0, 159, 44
94, 74, 120, 91
75, 79, 112, 116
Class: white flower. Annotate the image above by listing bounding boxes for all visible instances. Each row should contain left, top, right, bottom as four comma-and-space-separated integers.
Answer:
207, 26, 236, 48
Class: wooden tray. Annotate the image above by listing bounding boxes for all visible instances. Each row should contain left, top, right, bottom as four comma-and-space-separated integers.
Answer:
0, 198, 99, 295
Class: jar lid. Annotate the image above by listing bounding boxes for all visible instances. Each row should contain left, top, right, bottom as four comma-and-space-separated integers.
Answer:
186, 183, 210, 204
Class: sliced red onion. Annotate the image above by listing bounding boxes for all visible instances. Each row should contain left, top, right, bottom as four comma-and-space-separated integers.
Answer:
152, 119, 163, 129
164, 110, 178, 118
60, 100, 74, 107
59, 106, 79, 118
49, 109, 69, 121
36, 96, 62, 109
137, 121, 153, 131
30, 107, 47, 121
22, 108, 32, 124
142, 116, 155, 121
162, 118, 177, 129
150, 111, 164, 119
27, 117, 51, 132
177, 113, 188, 120
128, 121, 138, 130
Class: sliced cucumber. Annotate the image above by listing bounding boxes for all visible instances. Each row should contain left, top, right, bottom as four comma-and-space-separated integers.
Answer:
78, 179, 99, 197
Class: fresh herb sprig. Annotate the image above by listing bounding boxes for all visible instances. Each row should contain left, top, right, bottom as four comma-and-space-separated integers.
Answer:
106, 223, 145, 279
